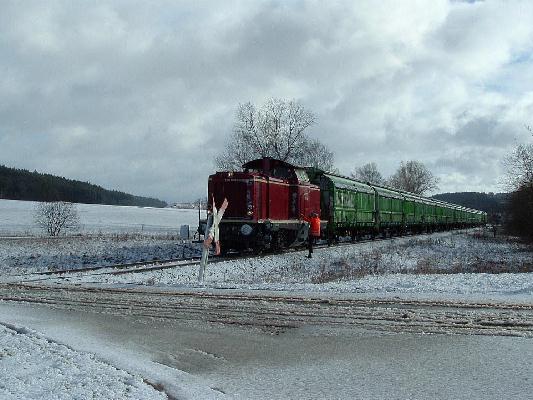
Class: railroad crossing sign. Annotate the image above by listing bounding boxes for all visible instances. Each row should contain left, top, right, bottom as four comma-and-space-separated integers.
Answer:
198, 196, 228, 282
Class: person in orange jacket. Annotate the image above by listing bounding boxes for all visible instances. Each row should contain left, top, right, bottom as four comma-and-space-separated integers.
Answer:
302, 211, 320, 258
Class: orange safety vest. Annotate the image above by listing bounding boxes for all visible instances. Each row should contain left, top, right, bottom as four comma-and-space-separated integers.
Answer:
308, 216, 321, 237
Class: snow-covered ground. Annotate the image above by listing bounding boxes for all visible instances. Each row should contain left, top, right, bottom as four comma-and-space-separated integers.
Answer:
0, 198, 204, 274
0, 199, 200, 235
1, 302, 532, 400
45, 230, 531, 304
1, 228, 532, 399
0, 235, 202, 275
0, 322, 166, 400
0, 309, 226, 400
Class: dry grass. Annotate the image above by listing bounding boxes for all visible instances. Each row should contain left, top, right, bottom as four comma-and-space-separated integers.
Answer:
311, 250, 383, 284
311, 233, 533, 283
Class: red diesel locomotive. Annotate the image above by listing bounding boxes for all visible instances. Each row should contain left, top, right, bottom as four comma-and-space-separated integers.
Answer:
203, 158, 488, 254
207, 158, 321, 252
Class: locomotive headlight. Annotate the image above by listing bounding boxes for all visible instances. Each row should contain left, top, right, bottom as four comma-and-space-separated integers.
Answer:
240, 224, 253, 236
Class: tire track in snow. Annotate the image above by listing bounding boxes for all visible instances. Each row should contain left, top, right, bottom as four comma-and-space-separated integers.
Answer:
1, 283, 533, 338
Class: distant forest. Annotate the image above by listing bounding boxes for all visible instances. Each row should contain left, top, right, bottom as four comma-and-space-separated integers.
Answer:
432, 192, 507, 215
0, 165, 167, 208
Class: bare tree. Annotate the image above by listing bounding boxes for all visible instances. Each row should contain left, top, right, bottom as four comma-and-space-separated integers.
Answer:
503, 126, 533, 241
351, 162, 384, 184
388, 161, 439, 195
299, 138, 335, 171
216, 99, 334, 170
503, 128, 533, 190
34, 201, 80, 236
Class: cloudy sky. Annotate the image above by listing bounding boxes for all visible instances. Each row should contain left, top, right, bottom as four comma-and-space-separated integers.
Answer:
1, 0, 532, 202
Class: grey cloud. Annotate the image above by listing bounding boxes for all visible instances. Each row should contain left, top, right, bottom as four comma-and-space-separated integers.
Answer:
1, 1, 533, 201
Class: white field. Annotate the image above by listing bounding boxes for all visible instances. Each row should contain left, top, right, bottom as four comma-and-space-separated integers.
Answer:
0, 199, 200, 235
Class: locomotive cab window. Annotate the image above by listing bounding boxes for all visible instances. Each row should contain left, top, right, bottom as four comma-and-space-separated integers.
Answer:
271, 165, 293, 180
294, 169, 310, 183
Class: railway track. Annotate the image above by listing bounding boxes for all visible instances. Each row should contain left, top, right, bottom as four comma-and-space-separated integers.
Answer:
1, 282, 532, 337
13, 229, 468, 283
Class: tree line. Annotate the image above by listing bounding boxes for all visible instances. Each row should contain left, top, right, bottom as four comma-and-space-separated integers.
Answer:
0, 165, 167, 208
431, 192, 507, 215
351, 161, 438, 195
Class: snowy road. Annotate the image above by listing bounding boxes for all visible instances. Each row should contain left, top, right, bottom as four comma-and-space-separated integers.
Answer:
2, 283, 532, 337
0, 300, 532, 400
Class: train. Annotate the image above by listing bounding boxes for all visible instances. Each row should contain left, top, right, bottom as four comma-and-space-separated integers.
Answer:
203, 157, 487, 253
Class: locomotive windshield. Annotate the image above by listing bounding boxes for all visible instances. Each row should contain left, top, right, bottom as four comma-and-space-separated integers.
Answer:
294, 169, 310, 183
271, 165, 293, 180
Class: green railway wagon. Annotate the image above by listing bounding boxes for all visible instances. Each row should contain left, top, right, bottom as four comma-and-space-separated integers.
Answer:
394, 190, 429, 230
413, 195, 430, 228
449, 204, 459, 226
373, 186, 403, 231
435, 202, 446, 225
310, 172, 375, 240
455, 207, 468, 225
307, 166, 486, 241
402, 192, 418, 226
441, 203, 453, 228
434, 200, 454, 227
466, 208, 481, 225
421, 199, 435, 226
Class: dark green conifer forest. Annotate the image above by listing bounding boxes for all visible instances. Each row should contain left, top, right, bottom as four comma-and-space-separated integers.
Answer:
0, 165, 167, 208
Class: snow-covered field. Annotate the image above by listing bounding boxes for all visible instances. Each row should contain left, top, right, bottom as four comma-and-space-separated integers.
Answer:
0, 199, 199, 235
1, 226, 532, 399
0, 199, 203, 274
0, 235, 202, 275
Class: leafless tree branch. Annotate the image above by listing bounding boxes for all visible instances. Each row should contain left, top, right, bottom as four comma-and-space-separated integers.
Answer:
388, 161, 439, 195
351, 162, 384, 184
34, 201, 80, 236
216, 98, 329, 170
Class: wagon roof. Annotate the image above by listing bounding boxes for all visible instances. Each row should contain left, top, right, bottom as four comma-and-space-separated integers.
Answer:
370, 185, 404, 199
322, 173, 374, 193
